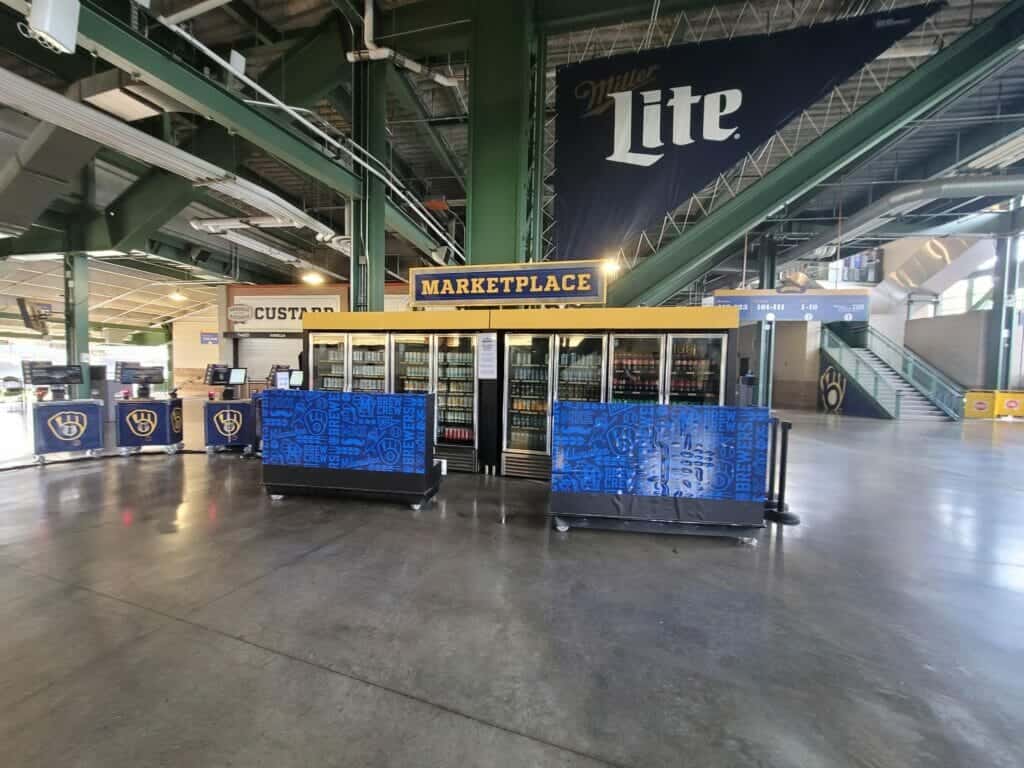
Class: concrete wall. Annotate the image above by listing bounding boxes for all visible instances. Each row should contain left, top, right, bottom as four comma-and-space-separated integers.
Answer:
772, 321, 821, 409
904, 310, 990, 388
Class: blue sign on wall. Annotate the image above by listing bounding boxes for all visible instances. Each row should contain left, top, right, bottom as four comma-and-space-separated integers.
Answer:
200, 332, 220, 345
409, 261, 606, 307
552, 402, 770, 502
33, 401, 104, 454
116, 399, 184, 447
713, 292, 869, 324
204, 401, 255, 447
262, 389, 430, 474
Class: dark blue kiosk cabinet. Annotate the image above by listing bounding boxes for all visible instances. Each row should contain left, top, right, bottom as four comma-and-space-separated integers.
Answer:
33, 400, 105, 459
115, 399, 184, 453
550, 403, 771, 537
261, 389, 441, 509
204, 400, 256, 450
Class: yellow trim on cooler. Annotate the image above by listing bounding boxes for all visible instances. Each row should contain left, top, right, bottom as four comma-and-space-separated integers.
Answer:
303, 310, 491, 331
489, 306, 739, 330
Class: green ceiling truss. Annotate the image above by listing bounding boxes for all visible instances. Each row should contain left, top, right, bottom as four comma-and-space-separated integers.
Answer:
608, 0, 1024, 307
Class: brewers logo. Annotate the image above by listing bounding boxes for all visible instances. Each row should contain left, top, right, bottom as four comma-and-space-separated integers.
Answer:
213, 408, 243, 439
47, 411, 88, 442
819, 366, 847, 413
126, 408, 159, 438
170, 406, 183, 434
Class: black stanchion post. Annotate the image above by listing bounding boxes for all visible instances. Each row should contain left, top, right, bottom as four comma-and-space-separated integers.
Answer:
766, 417, 779, 510
764, 420, 800, 525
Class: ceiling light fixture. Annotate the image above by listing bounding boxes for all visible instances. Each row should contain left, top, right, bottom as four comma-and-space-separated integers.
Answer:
168, 291, 187, 302
302, 271, 325, 286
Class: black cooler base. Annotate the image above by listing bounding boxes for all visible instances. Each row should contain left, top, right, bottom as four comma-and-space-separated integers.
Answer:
550, 491, 764, 538
263, 464, 443, 508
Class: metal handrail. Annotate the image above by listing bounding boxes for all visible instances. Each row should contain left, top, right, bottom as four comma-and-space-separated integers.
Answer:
863, 326, 964, 420
820, 327, 903, 418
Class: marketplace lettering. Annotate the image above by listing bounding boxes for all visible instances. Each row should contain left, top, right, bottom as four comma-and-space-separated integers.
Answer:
420, 273, 593, 297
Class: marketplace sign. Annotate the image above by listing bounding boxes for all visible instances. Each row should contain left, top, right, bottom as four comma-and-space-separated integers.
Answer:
409, 261, 607, 307
712, 289, 869, 324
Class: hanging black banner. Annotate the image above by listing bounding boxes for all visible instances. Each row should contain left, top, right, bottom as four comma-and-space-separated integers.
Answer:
553, 5, 940, 261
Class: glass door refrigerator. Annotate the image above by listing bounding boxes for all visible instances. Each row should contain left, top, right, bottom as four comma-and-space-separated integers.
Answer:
434, 334, 477, 471
502, 334, 554, 479
310, 333, 347, 391
609, 334, 665, 403
665, 333, 728, 405
392, 334, 433, 395
350, 334, 388, 393
555, 334, 605, 402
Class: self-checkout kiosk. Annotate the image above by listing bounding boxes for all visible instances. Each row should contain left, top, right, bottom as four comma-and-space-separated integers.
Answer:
23, 362, 105, 463
203, 364, 257, 453
114, 363, 184, 455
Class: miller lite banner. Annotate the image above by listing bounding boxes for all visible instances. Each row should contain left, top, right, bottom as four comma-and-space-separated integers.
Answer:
554, 5, 938, 261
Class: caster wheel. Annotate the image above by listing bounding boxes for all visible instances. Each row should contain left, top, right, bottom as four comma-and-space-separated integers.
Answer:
554, 517, 570, 533
118, 447, 131, 457
410, 503, 422, 511
164, 446, 177, 455
270, 494, 284, 501
206, 446, 216, 455
34, 455, 45, 466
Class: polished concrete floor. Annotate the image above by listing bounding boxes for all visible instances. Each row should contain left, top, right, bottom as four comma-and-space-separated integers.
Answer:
1, 412, 1023, 767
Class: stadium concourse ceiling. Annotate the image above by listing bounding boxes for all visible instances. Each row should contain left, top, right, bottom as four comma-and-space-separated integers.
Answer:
0, 0, 1022, 315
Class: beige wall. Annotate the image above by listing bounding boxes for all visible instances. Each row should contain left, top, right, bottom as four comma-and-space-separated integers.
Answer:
172, 319, 225, 395
905, 310, 989, 388
772, 321, 821, 409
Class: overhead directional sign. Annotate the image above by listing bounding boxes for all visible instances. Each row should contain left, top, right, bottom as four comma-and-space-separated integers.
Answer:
713, 289, 869, 324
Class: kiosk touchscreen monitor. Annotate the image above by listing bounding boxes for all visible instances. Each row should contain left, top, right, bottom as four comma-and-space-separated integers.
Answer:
205, 364, 231, 386
228, 368, 247, 386
289, 370, 305, 389
274, 371, 290, 389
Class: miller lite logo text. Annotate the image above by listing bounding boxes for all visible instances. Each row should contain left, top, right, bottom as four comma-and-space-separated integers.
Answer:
126, 409, 159, 439
47, 411, 88, 442
605, 85, 743, 167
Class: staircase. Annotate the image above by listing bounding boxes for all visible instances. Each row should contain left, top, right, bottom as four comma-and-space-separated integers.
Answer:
849, 347, 949, 421
821, 324, 965, 421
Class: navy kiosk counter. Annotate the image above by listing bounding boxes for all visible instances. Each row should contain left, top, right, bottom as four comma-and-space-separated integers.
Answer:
204, 400, 257, 451
261, 389, 441, 509
116, 399, 184, 454
33, 400, 105, 461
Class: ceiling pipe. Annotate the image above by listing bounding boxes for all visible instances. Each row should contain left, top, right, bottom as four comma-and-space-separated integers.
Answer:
345, 0, 459, 89
779, 174, 1024, 267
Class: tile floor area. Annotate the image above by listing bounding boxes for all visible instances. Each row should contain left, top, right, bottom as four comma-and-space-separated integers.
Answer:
1, 412, 1023, 767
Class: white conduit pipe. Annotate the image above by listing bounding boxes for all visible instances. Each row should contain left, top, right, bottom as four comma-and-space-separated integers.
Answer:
346, 0, 459, 89
156, 14, 464, 263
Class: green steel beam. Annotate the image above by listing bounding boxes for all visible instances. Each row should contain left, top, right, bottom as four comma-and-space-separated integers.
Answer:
77, 1, 361, 198
351, 60, 388, 310
85, 171, 195, 252
64, 252, 91, 397
258, 13, 350, 107
609, 0, 1024, 307
373, 0, 472, 57
467, 0, 533, 264
529, 29, 547, 261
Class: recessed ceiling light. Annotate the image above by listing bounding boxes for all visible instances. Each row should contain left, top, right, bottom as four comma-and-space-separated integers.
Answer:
168, 291, 187, 302
302, 271, 325, 286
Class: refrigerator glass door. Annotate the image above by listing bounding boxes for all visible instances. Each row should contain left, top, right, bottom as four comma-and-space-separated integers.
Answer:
350, 334, 388, 393
555, 334, 604, 402
505, 334, 552, 454
392, 334, 433, 394
666, 334, 727, 405
435, 334, 476, 446
310, 333, 346, 391
609, 334, 664, 403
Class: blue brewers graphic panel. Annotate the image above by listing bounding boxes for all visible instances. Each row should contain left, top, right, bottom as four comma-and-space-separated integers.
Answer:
551, 402, 770, 502
262, 389, 429, 474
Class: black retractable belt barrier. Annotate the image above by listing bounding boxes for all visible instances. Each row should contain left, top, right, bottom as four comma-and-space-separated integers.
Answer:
764, 420, 800, 525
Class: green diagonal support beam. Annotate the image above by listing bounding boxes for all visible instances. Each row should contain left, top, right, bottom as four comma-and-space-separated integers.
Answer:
77, 1, 360, 198
608, 0, 1024, 307
75, 3, 437, 255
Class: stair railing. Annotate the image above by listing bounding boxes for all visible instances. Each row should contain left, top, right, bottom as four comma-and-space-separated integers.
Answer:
820, 327, 903, 418
863, 327, 965, 420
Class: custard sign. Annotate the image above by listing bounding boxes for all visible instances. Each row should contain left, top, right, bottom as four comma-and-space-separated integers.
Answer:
409, 261, 606, 307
